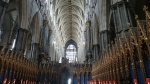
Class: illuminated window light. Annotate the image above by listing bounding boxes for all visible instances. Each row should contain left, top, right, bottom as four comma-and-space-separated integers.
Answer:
59, 57, 62, 63
83, 41, 85, 44
68, 78, 71, 84
11, 39, 16, 50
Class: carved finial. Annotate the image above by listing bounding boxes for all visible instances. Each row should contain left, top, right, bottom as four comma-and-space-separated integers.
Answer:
135, 15, 138, 20
128, 23, 132, 30
143, 5, 148, 11
128, 23, 135, 37
128, 23, 131, 26
123, 29, 127, 39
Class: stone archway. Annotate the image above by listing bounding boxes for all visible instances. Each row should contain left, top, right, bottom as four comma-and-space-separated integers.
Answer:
64, 39, 78, 62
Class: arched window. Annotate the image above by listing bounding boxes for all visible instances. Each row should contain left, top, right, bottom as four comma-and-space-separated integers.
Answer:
66, 44, 77, 63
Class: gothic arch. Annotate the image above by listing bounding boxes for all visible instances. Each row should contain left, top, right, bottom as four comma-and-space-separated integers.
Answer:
65, 39, 77, 50
65, 39, 78, 59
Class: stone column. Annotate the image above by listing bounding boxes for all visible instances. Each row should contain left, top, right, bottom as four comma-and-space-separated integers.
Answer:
15, 28, 29, 53
92, 13, 99, 60
86, 29, 90, 52
111, 1, 131, 39
98, 30, 109, 56
86, 20, 91, 53
93, 44, 99, 61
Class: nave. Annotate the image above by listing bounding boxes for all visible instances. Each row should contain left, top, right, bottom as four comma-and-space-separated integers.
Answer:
1, 0, 150, 84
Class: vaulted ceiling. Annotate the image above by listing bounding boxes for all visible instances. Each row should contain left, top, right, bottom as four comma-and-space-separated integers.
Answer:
55, 0, 85, 44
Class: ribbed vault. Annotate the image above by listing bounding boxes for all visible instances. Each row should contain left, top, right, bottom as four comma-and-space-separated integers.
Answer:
55, 0, 84, 44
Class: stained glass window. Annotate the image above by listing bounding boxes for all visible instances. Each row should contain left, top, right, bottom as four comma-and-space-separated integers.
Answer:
66, 44, 77, 63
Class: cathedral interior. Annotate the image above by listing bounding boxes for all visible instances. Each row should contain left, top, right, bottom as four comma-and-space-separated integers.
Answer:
0, 0, 150, 84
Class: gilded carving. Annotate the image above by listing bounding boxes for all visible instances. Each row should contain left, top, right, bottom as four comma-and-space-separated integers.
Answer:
91, 7, 150, 83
